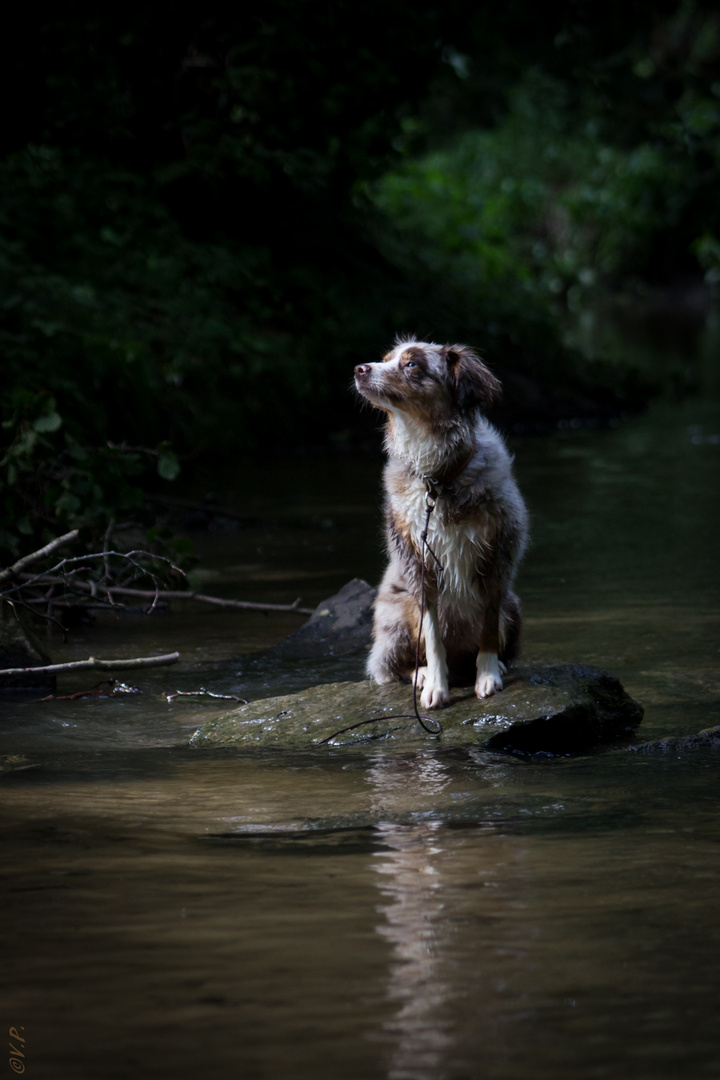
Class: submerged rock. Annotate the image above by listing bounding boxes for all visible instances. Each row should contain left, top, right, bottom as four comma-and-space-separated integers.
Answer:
190, 664, 643, 755
627, 725, 720, 754
0, 601, 55, 692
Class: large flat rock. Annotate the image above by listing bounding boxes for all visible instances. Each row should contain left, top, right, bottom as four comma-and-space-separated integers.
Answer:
190, 664, 643, 755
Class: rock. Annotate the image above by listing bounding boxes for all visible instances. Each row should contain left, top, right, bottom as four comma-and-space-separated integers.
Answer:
267, 577, 376, 660
483, 665, 644, 754
190, 663, 643, 755
0, 601, 55, 692
627, 725, 720, 754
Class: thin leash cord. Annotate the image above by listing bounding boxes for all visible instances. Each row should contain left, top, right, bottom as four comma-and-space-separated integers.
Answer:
317, 496, 443, 745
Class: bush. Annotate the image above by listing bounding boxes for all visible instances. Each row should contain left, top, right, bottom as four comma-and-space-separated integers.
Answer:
371, 69, 718, 317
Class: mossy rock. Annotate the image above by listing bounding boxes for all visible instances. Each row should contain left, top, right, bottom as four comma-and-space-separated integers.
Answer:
190, 664, 643, 755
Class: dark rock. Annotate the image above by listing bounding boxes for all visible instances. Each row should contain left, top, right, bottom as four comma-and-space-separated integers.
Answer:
483, 664, 644, 754
267, 578, 376, 660
0, 601, 55, 692
627, 725, 720, 754
190, 663, 643, 755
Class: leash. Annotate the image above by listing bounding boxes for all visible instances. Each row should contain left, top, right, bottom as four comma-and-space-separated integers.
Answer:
317, 487, 443, 745
317, 439, 476, 746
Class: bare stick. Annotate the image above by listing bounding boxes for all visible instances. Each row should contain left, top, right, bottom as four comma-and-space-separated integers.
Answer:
8, 548, 185, 594
3, 594, 69, 637
102, 518, 115, 591
17, 576, 314, 614
0, 530, 80, 586
164, 688, 248, 703
0, 652, 180, 677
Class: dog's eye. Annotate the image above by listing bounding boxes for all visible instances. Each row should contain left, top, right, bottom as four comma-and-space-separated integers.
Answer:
405, 361, 417, 369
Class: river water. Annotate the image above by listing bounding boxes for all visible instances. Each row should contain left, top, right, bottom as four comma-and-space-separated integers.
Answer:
1, 320, 719, 1079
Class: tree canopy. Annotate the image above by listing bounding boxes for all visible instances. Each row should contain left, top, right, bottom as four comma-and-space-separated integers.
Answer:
1, 1, 718, 555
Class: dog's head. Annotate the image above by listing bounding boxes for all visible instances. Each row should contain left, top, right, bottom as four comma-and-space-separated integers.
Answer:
354, 339, 501, 426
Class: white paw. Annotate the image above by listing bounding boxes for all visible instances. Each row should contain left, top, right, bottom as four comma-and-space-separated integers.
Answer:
475, 652, 503, 699
420, 681, 450, 710
414, 665, 448, 708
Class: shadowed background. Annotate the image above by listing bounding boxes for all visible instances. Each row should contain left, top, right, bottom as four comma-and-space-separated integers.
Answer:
1, 0, 719, 560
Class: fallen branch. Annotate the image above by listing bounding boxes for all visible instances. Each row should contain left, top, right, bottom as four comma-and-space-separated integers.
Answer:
17, 575, 314, 614
164, 688, 248, 703
11, 548, 185, 611
0, 652, 180, 677
0, 529, 80, 586
1, 531, 314, 628
98, 587, 314, 614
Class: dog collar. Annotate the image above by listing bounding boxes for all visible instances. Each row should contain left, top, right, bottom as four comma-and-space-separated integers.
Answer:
422, 438, 477, 500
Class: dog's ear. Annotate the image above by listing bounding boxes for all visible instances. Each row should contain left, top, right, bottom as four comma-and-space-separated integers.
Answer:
442, 344, 501, 411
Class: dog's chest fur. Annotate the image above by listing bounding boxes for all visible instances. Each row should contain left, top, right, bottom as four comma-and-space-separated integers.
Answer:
397, 479, 488, 607
385, 419, 511, 612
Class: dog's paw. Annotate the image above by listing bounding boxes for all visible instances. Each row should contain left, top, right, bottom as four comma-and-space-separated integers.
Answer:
414, 666, 448, 708
475, 653, 503, 699
420, 682, 450, 710
475, 674, 502, 699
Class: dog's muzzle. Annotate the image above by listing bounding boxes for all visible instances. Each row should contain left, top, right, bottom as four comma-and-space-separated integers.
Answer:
354, 364, 375, 394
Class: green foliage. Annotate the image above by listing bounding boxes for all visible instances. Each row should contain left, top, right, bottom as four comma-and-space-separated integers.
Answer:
373, 66, 720, 317
1, 2, 718, 563
0, 5, 466, 559
0, 384, 181, 560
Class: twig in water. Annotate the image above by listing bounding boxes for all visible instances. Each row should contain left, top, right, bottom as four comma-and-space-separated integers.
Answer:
1, 545, 185, 619
39, 679, 142, 701
17, 576, 313, 614
1, 531, 314, 627
0, 652, 180, 678
164, 688, 248, 703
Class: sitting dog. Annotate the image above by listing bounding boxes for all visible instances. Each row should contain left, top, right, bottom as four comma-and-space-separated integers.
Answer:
355, 338, 528, 708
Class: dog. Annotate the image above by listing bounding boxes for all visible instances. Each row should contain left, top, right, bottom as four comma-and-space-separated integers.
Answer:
355, 338, 529, 708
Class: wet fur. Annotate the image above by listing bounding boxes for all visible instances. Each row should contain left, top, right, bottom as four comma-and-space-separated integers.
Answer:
355, 338, 529, 707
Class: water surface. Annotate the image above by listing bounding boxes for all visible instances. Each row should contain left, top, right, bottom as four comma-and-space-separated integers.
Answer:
1, 360, 719, 1078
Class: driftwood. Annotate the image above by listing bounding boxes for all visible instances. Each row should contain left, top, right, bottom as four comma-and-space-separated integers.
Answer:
18, 576, 314, 614
0, 533, 313, 693
164, 688, 248, 703
0, 652, 180, 677
0, 531, 314, 619
0, 529, 80, 586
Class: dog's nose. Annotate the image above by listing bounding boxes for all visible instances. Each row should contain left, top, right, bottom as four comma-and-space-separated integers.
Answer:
354, 364, 371, 377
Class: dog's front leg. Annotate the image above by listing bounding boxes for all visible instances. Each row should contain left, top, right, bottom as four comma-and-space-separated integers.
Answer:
416, 602, 450, 709
476, 577, 504, 698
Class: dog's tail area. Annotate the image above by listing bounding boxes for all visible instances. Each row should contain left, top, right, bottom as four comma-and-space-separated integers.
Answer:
498, 590, 522, 668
